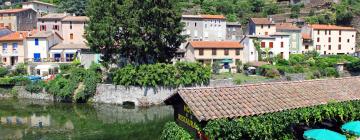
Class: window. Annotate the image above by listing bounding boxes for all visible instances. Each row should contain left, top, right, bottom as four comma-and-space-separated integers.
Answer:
280, 52, 284, 59
12, 43, 17, 53
2, 43, 7, 53
325, 30, 327, 35
268, 25, 270, 29
269, 42, 273, 48
328, 37, 331, 42
305, 45, 309, 49
281, 42, 284, 48
212, 49, 216, 55
194, 30, 198, 37
338, 44, 341, 50
70, 21, 72, 29
194, 22, 197, 27
65, 53, 75, 62
70, 33, 74, 40
339, 30, 342, 35
224, 49, 229, 55
347, 39, 350, 43
317, 30, 320, 35
199, 49, 204, 56
236, 49, 240, 55
328, 45, 331, 50
261, 25, 263, 29
33, 53, 41, 62
265, 32, 268, 35
53, 25, 59, 30
316, 45, 321, 50
261, 42, 265, 48
35, 38, 39, 46
40, 25, 46, 31
2, 57, 6, 62
329, 30, 331, 35
317, 38, 320, 42
339, 37, 341, 42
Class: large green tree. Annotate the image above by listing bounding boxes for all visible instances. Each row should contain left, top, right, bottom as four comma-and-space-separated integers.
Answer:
86, 0, 185, 66
58, 0, 88, 16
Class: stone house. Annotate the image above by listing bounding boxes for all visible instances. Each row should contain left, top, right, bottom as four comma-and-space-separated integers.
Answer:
25, 31, 63, 62
0, 31, 29, 66
22, 0, 57, 16
37, 13, 68, 36
0, 8, 37, 31
226, 22, 243, 41
61, 16, 88, 44
248, 18, 276, 36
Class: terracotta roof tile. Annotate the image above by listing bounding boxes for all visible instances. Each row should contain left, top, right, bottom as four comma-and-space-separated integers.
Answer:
0, 31, 30, 41
22, 0, 56, 7
251, 18, 274, 25
276, 23, 301, 31
62, 16, 89, 22
302, 33, 311, 40
188, 41, 243, 49
182, 15, 225, 19
0, 8, 33, 14
310, 24, 356, 31
175, 77, 360, 121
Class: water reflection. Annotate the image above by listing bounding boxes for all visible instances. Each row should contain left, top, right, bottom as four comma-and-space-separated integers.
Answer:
0, 99, 173, 140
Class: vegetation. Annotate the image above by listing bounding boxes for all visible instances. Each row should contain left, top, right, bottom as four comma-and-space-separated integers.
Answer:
57, 0, 87, 16
113, 62, 211, 87
204, 100, 360, 139
86, 0, 186, 67
212, 73, 271, 85
25, 81, 45, 94
161, 122, 192, 140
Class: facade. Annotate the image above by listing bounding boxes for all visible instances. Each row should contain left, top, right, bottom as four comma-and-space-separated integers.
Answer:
0, 8, 37, 31
248, 18, 276, 36
185, 41, 244, 73
276, 23, 302, 54
37, 13, 68, 36
306, 24, 357, 55
242, 34, 290, 62
301, 33, 313, 53
49, 43, 89, 63
25, 31, 63, 62
0, 31, 29, 66
226, 22, 242, 41
61, 16, 88, 44
22, 0, 57, 16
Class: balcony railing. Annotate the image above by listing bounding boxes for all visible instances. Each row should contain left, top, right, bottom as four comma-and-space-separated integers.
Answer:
25, 58, 74, 63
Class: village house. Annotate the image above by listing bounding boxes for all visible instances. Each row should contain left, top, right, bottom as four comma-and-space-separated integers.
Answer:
276, 23, 302, 54
0, 8, 37, 31
0, 31, 29, 66
25, 31, 62, 63
226, 22, 243, 41
61, 16, 88, 44
22, 0, 57, 16
185, 41, 244, 73
248, 18, 276, 36
304, 24, 357, 55
301, 33, 313, 53
241, 34, 291, 62
37, 13, 68, 36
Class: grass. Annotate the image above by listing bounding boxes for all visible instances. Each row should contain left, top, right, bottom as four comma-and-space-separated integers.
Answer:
212, 73, 274, 85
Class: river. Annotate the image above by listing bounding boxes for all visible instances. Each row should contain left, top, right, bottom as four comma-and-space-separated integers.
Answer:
0, 98, 173, 140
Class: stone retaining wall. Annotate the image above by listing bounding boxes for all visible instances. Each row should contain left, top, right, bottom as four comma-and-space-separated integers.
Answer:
14, 86, 54, 101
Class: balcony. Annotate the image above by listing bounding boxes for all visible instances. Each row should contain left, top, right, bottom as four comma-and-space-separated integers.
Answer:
25, 58, 73, 64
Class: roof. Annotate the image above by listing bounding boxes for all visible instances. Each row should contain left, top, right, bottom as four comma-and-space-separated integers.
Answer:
276, 23, 301, 31
226, 22, 241, 26
50, 43, 89, 50
182, 15, 226, 20
171, 77, 360, 121
27, 31, 63, 40
0, 8, 33, 14
310, 24, 356, 31
302, 33, 311, 40
0, 31, 30, 41
188, 41, 243, 49
62, 16, 89, 22
22, 0, 56, 7
250, 18, 275, 25
38, 13, 68, 20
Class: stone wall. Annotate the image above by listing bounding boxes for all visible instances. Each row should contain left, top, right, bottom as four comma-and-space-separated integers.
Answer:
13, 86, 54, 101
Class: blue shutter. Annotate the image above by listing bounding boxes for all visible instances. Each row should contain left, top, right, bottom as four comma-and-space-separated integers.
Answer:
34, 53, 41, 62
35, 38, 39, 46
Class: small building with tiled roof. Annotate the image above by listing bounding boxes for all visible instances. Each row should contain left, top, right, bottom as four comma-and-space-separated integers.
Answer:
248, 18, 276, 36
276, 23, 302, 54
0, 8, 37, 31
185, 41, 243, 73
226, 22, 243, 41
304, 24, 357, 55
165, 77, 360, 136
22, 0, 57, 16
37, 13, 69, 36
0, 31, 31, 66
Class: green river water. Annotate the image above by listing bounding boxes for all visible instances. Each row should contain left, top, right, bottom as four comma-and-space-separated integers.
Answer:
0, 98, 173, 140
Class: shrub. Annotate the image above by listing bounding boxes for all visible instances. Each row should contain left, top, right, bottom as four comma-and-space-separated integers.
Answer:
25, 81, 45, 93
264, 68, 280, 78
160, 122, 192, 140
321, 67, 339, 77
12, 63, 27, 76
212, 61, 221, 74
289, 54, 305, 66
0, 67, 9, 77
0, 77, 14, 86
75, 71, 101, 101
59, 64, 73, 73
13, 77, 31, 86
347, 60, 360, 72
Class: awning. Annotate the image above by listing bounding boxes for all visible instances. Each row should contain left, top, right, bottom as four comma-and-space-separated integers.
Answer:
221, 59, 233, 63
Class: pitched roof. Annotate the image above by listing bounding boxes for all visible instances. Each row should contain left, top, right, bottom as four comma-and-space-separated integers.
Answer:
188, 41, 243, 49
276, 23, 301, 31
310, 24, 356, 31
62, 16, 89, 22
50, 43, 89, 50
302, 33, 311, 40
182, 15, 226, 19
226, 22, 241, 26
250, 18, 274, 25
27, 31, 63, 40
0, 8, 33, 14
0, 31, 29, 41
38, 13, 68, 20
172, 77, 360, 121
22, 0, 56, 7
